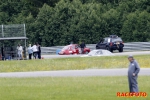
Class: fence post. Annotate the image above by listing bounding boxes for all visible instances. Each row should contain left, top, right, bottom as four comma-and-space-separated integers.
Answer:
2, 24, 4, 37
23, 24, 27, 59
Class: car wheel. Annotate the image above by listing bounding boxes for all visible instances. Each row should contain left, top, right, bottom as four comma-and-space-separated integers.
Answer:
119, 48, 123, 52
110, 49, 113, 52
106, 47, 113, 52
106, 47, 109, 50
96, 46, 99, 49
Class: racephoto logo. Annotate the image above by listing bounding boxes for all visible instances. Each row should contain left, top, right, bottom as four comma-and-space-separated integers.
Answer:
117, 92, 147, 97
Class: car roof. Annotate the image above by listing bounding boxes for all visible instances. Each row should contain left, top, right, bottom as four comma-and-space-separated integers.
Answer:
67, 44, 78, 46
104, 37, 122, 41
105, 37, 121, 39
109, 35, 118, 38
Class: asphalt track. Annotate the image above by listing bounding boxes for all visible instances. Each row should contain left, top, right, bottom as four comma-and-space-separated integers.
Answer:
42, 51, 150, 59
0, 68, 149, 77
0, 51, 149, 78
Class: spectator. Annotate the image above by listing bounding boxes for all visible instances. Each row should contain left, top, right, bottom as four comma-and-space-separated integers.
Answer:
32, 43, 38, 59
36, 43, 41, 59
17, 44, 23, 60
128, 55, 140, 92
80, 41, 86, 54
1, 47, 4, 60
27, 44, 33, 60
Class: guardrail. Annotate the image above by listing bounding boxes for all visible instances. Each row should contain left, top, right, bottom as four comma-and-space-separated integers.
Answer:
41, 42, 150, 54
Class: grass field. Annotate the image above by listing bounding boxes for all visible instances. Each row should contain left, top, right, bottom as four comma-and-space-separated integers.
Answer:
0, 55, 150, 72
0, 76, 149, 100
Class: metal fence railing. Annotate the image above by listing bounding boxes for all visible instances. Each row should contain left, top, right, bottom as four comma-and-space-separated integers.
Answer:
41, 42, 150, 55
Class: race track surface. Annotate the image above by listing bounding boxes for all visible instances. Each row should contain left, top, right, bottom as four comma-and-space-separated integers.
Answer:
42, 51, 150, 59
0, 68, 149, 77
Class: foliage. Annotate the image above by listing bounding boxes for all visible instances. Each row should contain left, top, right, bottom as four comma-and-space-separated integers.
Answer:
0, 0, 150, 46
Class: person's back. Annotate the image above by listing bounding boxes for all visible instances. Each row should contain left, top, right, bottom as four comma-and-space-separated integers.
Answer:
80, 42, 86, 54
80, 43, 86, 48
32, 45, 38, 52
28, 46, 33, 54
32, 44, 38, 59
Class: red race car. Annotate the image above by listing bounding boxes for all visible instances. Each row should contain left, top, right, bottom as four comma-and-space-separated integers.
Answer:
58, 44, 90, 55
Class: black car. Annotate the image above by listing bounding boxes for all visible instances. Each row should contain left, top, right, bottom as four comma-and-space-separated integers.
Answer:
96, 35, 124, 52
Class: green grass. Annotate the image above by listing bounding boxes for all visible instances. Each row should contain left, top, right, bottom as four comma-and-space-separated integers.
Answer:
0, 76, 149, 100
0, 55, 150, 72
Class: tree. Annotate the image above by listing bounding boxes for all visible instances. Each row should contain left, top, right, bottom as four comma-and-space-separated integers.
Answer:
121, 10, 150, 42
0, 0, 150, 46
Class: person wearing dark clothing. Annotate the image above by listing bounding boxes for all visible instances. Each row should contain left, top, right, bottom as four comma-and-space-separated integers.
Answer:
80, 42, 86, 54
37, 43, 41, 59
128, 55, 140, 92
1, 47, 4, 60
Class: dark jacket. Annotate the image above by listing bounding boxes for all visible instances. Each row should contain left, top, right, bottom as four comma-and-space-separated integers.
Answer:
37, 45, 41, 53
80, 43, 86, 48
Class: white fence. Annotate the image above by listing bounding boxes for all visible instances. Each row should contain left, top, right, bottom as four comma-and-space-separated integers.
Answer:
41, 42, 150, 54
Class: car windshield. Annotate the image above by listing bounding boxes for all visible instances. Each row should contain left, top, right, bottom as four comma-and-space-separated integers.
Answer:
112, 38, 122, 42
88, 50, 102, 55
95, 51, 103, 55
71, 45, 75, 49
62, 46, 69, 51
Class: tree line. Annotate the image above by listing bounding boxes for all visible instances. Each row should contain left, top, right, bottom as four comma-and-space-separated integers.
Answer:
0, 0, 150, 46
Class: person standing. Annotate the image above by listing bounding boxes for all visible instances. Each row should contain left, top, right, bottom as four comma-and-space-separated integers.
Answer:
27, 44, 33, 60
80, 41, 86, 54
17, 44, 23, 60
36, 43, 41, 59
1, 47, 4, 60
32, 43, 38, 59
128, 55, 140, 92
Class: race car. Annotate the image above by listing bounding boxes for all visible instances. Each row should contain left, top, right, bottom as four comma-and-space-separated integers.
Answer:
58, 44, 90, 55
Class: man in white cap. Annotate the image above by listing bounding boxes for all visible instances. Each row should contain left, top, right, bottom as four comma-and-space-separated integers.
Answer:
128, 55, 140, 92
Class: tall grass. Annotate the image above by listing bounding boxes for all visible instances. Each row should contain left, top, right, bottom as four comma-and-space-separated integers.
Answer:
0, 55, 150, 72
